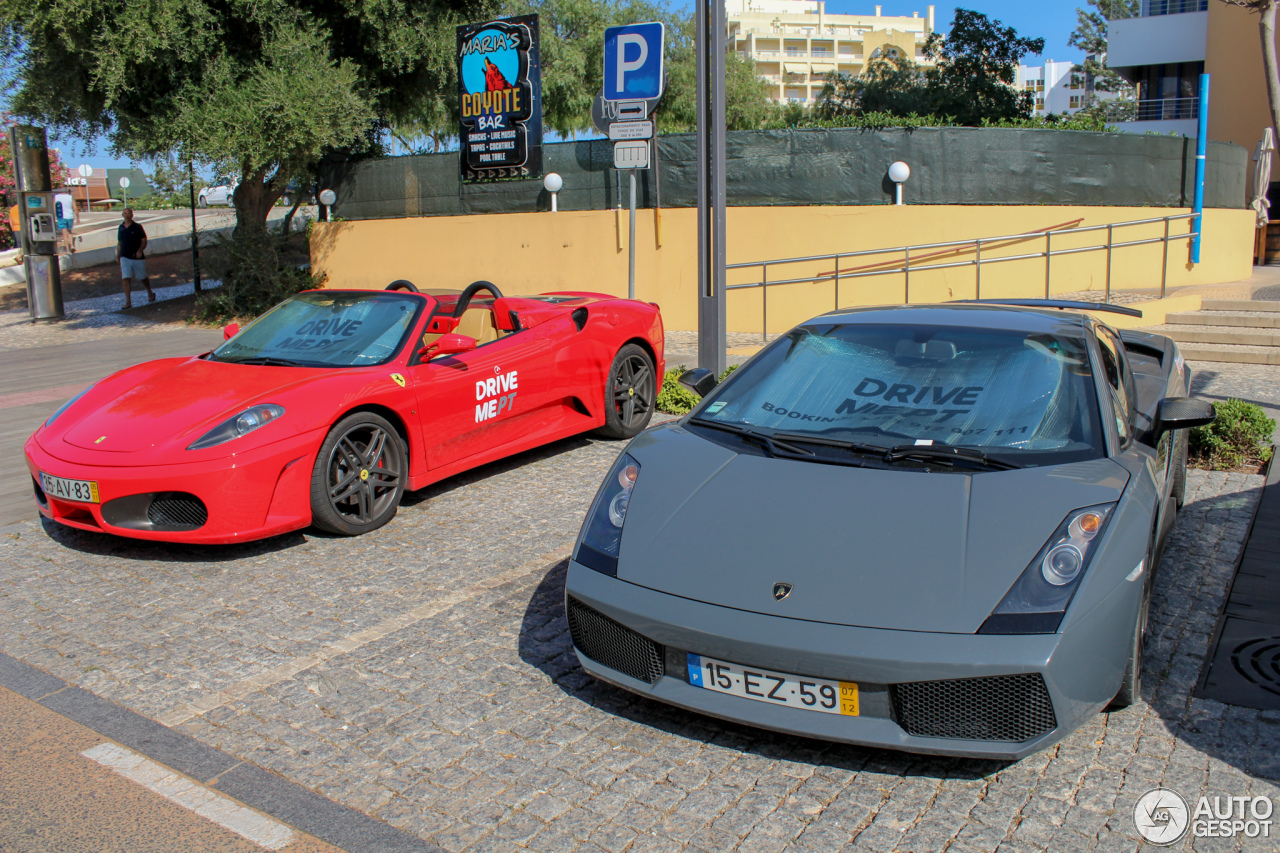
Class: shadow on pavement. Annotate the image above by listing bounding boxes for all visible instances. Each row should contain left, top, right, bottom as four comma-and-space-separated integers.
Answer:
1144, 484, 1280, 783
37, 516, 307, 563
517, 559, 1008, 783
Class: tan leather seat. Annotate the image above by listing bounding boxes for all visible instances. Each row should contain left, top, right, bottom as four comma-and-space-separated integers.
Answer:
420, 307, 506, 353
453, 307, 503, 345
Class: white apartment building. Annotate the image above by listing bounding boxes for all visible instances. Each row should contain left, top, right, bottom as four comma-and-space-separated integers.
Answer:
1106, 0, 1209, 136
1016, 61, 1092, 116
728, 0, 937, 104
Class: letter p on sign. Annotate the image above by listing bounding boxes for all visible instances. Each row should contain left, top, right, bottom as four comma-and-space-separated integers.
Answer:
604, 22, 665, 102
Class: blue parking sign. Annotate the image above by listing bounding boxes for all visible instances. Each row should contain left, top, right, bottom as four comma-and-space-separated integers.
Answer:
604, 22, 665, 102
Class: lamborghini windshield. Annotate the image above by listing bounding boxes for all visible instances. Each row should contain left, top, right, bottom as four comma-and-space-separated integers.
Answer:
212, 292, 424, 367
694, 323, 1105, 464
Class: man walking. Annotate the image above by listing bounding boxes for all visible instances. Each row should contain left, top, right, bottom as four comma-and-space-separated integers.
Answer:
116, 207, 154, 308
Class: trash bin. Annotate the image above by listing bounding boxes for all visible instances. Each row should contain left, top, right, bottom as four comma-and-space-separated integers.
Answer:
26, 254, 63, 322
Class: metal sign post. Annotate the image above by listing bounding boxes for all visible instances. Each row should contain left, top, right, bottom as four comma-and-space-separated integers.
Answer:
604, 23, 665, 305
695, 0, 727, 373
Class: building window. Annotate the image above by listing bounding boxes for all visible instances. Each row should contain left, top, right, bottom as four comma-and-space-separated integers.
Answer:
1070, 76, 1082, 90
1036, 81, 1044, 92
1070, 96, 1080, 109
1035, 98, 1044, 110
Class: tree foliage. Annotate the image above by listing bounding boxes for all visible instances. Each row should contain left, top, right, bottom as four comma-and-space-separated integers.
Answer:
1068, 0, 1137, 117
815, 8, 1044, 126
0, 0, 497, 234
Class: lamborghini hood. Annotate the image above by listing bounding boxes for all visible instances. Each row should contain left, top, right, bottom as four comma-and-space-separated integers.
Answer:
59, 357, 328, 453
615, 424, 1131, 634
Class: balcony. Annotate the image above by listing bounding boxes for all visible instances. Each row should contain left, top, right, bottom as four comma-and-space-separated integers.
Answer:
1141, 0, 1208, 14
1105, 96, 1199, 122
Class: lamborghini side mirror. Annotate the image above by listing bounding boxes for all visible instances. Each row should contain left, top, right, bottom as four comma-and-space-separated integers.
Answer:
679, 368, 718, 398
420, 333, 477, 359
222, 323, 240, 341
1154, 397, 1215, 436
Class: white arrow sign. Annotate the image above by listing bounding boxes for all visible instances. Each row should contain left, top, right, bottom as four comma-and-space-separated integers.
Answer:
609, 121, 653, 141
613, 140, 650, 170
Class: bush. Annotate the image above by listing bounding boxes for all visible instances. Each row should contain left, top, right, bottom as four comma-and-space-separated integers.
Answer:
194, 227, 316, 323
1189, 398, 1275, 471
656, 364, 739, 415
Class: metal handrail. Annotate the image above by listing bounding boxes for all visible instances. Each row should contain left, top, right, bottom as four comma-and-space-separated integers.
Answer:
725, 212, 1201, 342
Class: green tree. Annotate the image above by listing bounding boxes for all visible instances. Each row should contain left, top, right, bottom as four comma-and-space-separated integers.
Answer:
0, 0, 496, 239
1068, 0, 1137, 115
921, 8, 1045, 125
815, 55, 933, 119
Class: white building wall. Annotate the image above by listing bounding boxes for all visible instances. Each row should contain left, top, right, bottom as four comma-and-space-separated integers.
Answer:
1108, 11, 1209, 70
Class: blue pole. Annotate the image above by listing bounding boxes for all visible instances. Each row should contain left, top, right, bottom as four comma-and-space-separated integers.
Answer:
1191, 73, 1210, 264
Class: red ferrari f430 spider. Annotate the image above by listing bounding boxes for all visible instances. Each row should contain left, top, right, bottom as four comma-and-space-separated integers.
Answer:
25, 280, 664, 543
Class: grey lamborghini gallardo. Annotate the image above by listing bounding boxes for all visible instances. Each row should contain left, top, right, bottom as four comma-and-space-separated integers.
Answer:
564, 300, 1215, 760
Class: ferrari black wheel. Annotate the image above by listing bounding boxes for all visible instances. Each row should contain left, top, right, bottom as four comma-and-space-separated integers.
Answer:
310, 412, 406, 536
598, 344, 655, 439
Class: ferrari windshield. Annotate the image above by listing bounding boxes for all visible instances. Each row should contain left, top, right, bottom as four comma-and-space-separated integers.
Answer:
695, 323, 1104, 463
212, 292, 422, 367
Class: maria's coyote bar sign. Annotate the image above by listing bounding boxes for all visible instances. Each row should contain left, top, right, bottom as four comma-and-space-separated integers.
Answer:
456, 15, 543, 183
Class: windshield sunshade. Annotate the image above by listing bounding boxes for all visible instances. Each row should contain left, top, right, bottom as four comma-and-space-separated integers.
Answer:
213, 292, 422, 367
695, 323, 1103, 465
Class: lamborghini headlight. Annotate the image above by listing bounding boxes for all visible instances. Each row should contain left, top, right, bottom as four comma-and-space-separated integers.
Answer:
188, 404, 285, 450
575, 453, 639, 576
979, 503, 1115, 635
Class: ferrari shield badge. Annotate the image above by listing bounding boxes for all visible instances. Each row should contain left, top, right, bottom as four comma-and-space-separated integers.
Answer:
390, 373, 406, 388
772, 583, 792, 601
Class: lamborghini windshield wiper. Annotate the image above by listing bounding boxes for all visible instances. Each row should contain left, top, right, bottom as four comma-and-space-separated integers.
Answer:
769, 432, 885, 456
687, 418, 816, 457
883, 444, 1020, 470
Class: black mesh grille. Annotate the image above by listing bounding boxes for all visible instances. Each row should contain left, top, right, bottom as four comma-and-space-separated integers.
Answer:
891, 673, 1057, 742
567, 597, 665, 684
146, 493, 208, 530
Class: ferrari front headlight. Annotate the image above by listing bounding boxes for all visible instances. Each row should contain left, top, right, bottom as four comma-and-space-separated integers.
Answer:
45, 385, 94, 427
979, 504, 1115, 635
188, 404, 285, 450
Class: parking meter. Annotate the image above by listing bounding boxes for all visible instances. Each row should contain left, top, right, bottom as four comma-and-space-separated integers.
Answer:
9, 125, 64, 322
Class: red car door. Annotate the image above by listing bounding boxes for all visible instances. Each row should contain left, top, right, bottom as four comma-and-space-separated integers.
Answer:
411, 321, 557, 472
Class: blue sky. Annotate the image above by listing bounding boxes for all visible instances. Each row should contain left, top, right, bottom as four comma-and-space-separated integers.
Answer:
58, 1, 1085, 173
815, 1, 1082, 62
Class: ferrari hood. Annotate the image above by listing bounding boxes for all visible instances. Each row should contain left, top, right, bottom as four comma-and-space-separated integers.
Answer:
615, 424, 1131, 634
61, 357, 323, 453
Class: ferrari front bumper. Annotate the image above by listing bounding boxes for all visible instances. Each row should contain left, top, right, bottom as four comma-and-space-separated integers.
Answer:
565, 560, 1135, 761
24, 428, 326, 544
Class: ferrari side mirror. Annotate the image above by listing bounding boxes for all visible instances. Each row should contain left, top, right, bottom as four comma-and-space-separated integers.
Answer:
1154, 397, 1216, 435
679, 368, 718, 398
222, 323, 240, 341
420, 333, 477, 359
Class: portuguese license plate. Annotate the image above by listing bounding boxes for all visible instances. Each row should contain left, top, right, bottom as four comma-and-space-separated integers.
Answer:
687, 653, 858, 716
40, 472, 99, 504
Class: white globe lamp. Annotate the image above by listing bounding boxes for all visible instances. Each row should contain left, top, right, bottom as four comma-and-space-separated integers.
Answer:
543, 172, 563, 212
888, 161, 911, 205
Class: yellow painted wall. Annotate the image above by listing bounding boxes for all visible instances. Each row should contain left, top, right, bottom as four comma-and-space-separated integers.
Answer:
1207, 2, 1277, 188
311, 204, 1254, 335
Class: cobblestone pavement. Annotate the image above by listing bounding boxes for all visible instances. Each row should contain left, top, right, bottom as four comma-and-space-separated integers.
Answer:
1189, 361, 1280, 436
0, 278, 219, 352
2, 407, 1278, 851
